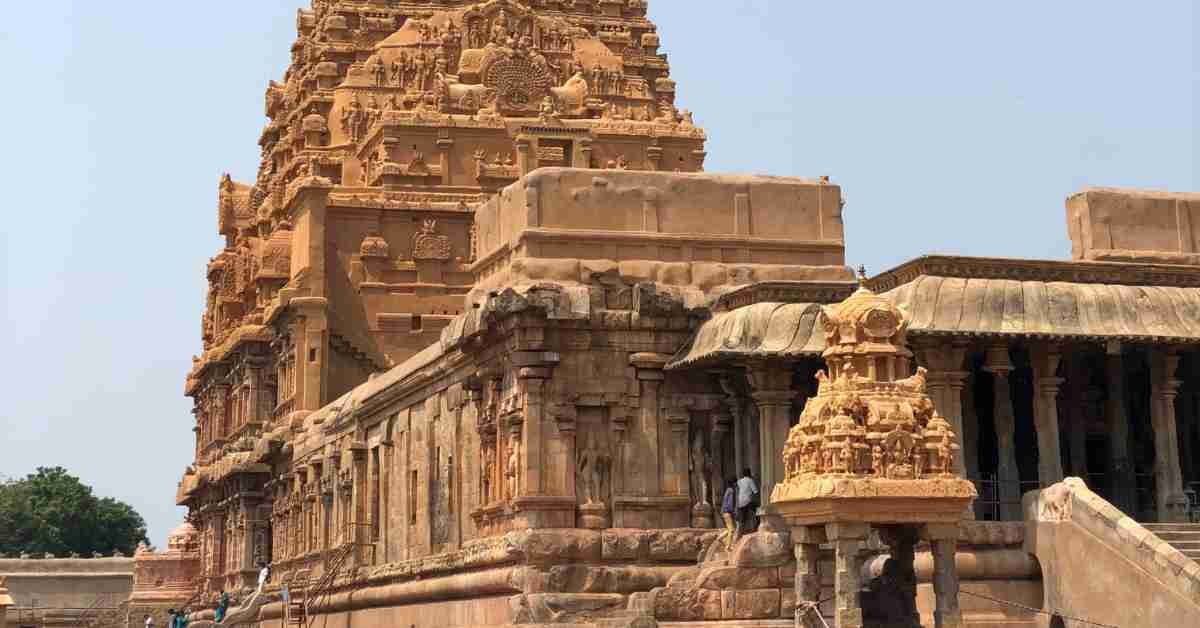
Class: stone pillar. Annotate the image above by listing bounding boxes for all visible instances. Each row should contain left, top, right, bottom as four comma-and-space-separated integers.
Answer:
1030, 345, 1065, 487
1065, 354, 1090, 478
1150, 349, 1188, 522
793, 526, 827, 628
961, 371, 979, 481
630, 354, 669, 500
918, 343, 970, 475
984, 345, 1020, 520
1105, 342, 1135, 513
746, 363, 795, 507
1177, 356, 1196, 485
436, 135, 454, 186
924, 523, 964, 628
515, 137, 533, 175
666, 408, 692, 499
512, 352, 560, 520
826, 523, 868, 628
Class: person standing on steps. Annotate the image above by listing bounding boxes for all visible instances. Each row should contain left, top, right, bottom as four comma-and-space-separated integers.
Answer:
257, 562, 271, 592
737, 467, 759, 533
720, 477, 739, 550
214, 591, 228, 623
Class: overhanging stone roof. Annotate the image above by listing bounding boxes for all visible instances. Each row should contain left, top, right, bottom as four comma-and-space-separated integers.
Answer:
668, 256, 1200, 370
666, 302, 827, 370
871, 256, 1200, 343
884, 275, 1200, 343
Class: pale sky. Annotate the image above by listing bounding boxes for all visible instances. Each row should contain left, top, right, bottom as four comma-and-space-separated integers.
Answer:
0, 2, 1195, 546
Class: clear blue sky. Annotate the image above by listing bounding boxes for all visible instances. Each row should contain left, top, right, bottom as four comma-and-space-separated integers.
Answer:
0, 2, 1194, 546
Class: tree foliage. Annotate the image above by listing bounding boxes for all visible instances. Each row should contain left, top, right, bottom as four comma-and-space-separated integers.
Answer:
0, 467, 149, 557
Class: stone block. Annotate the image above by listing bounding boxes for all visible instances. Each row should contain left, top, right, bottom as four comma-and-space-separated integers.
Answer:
647, 530, 706, 562
779, 563, 796, 588
781, 588, 796, 618
602, 529, 646, 561
651, 587, 720, 621
520, 529, 602, 564
731, 530, 792, 567
512, 593, 627, 624
695, 565, 779, 591
734, 589, 781, 620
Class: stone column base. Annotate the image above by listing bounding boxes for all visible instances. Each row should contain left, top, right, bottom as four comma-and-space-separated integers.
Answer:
578, 503, 611, 529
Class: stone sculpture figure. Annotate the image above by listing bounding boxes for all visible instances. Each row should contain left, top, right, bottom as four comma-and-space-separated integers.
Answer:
506, 439, 520, 500
482, 447, 495, 503
577, 434, 610, 506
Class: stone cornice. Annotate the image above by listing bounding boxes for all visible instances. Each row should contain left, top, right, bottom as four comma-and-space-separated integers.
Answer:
713, 280, 858, 312
867, 254, 1200, 291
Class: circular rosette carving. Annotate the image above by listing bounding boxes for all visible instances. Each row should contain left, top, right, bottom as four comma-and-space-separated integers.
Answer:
482, 54, 552, 113
863, 308, 899, 339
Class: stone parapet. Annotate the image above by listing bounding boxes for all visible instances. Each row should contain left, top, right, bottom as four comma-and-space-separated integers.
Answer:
1067, 187, 1200, 265
470, 168, 853, 303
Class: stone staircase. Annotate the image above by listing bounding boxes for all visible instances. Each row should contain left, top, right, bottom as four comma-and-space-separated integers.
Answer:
1142, 523, 1200, 562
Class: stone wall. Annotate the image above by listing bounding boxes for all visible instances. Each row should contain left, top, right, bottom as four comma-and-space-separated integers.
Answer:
0, 557, 134, 627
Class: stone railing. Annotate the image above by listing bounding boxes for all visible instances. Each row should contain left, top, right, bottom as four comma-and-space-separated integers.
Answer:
1024, 477, 1200, 627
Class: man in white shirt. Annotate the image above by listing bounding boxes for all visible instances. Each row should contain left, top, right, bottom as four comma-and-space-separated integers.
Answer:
736, 468, 759, 533
144, 615, 153, 628
257, 562, 271, 591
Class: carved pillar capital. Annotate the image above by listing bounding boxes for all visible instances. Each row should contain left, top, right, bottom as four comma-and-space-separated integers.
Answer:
981, 344, 1014, 376
750, 389, 798, 406
630, 352, 669, 380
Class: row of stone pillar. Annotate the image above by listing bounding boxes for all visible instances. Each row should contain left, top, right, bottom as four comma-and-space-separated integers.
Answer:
936, 342, 1194, 522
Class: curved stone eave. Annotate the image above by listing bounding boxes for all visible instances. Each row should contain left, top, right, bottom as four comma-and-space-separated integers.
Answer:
884, 275, 1200, 345
665, 302, 826, 371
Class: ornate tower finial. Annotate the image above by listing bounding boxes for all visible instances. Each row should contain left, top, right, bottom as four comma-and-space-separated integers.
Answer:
857, 265, 868, 281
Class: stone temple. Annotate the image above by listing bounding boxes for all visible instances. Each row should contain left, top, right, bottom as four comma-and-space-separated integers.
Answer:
73, 1, 1199, 628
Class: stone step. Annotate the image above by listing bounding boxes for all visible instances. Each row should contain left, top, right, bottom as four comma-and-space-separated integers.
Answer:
1141, 523, 1200, 532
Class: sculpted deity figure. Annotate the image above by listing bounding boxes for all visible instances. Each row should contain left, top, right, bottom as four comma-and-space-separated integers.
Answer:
577, 434, 610, 505
872, 445, 885, 476
838, 440, 854, 473
481, 447, 495, 502
491, 10, 510, 44
934, 432, 952, 474
506, 439, 520, 500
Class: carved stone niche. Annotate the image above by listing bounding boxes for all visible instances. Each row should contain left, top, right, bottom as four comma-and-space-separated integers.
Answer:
413, 219, 453, 260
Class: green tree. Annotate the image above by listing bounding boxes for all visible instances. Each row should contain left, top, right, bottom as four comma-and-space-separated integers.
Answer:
0, 467, 148, 557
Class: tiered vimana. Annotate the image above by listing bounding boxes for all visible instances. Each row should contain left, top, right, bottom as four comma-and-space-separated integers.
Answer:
774, 284, 976, 628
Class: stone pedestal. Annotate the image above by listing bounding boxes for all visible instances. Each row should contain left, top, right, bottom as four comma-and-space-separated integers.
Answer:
578, 503, 610, 530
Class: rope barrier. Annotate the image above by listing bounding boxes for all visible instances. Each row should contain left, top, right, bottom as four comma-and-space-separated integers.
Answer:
794, 595, 833, 628
960, 589, 1119, 628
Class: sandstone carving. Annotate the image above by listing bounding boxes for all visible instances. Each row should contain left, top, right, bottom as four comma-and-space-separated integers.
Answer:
162, 1, 1200, 627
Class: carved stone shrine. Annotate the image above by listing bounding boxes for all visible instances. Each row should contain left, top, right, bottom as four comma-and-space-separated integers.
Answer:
773, 285, 976, 628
